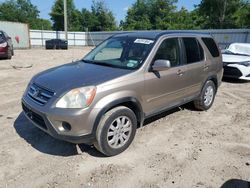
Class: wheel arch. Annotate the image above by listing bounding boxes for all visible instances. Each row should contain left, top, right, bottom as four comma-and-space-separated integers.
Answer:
209, 76, 218, 90
92, 97, 144, 136
203, 75, 218, 91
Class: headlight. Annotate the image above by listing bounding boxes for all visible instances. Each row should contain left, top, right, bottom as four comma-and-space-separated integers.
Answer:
0, 42, 7, 48
56, 86, 96, 109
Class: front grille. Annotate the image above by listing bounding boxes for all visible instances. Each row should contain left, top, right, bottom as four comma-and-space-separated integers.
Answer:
22, 103, 47, 130
27, 83, 54, 105
224, 66, 242, 78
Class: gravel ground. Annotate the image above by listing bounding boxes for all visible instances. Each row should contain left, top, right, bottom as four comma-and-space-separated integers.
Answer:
0, 49, 249, 188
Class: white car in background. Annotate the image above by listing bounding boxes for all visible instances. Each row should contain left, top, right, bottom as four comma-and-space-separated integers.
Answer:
222, 43, 250, 80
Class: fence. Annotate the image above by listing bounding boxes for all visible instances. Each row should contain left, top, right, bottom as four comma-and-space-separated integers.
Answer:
30, 30, 86, 46
30, 29, 250, 49
205, 29, 250, 49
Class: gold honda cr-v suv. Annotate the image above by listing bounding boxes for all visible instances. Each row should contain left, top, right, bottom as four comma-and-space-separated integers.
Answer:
22, 31, 223, 156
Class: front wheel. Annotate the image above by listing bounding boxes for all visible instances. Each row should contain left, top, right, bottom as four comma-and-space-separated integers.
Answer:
194, 80, 216, 111
7, 48, 12, 59
94, 106, 137, 156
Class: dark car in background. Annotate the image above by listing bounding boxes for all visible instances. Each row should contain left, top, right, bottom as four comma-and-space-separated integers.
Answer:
0, 30, 14, 59
45, 39, 68, 50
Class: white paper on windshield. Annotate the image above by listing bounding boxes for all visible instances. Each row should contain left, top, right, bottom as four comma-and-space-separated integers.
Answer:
134, 39, 154, 45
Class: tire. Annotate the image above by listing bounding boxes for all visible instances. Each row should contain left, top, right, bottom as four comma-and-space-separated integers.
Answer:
7, 48, 12, 59
194, 80, 216, 111
94, 106, 137, 156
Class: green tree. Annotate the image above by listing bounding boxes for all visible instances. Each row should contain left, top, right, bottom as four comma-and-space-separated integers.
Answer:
148, 0, 177, 30
50, 0, 116, 31
122, 0, 152, 30
79, 8, 98, 31
0, 0, 47, 29
122, 0, 249, 30
122, 0, 182, 30
50, 0, 81, 31
89, 0, 117, 31
233, 1, 250, 28
169, 7, 193, 29
196, 0, 241, 29
33, 18, 52, 30
188, 9, 204, 29
119, 20, 126, 30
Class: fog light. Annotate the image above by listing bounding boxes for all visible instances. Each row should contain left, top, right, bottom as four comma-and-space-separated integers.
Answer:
62, 122, 71, 131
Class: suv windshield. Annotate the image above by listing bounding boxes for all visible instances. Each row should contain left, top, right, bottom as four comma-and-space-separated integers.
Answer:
83, 37, 155, 70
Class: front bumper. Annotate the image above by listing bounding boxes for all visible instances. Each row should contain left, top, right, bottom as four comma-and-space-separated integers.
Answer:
223, 64, 250, 80
22, 98, 96, 144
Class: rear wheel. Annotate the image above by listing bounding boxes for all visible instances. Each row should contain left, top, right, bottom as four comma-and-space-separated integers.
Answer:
194, 80, 216, 111
94, 106, 137, 156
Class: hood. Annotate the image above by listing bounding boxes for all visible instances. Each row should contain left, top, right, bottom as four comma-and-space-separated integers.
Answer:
33, 61, 132, 96
222, 54, 250, 63
227, 43, 250, 56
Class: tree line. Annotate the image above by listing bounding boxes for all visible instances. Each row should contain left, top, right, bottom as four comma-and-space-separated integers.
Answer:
0, 0, 249, 31
121, 0, 250, 30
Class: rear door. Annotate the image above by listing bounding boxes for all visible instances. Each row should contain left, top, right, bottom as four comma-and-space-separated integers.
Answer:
180, 37, 207, 98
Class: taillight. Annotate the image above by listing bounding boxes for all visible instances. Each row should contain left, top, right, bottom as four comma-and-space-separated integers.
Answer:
0, 42, 7, 48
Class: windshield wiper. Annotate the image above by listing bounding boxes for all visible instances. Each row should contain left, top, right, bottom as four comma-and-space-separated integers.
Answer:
81, 59, 115, 68
81, 59, 94, 63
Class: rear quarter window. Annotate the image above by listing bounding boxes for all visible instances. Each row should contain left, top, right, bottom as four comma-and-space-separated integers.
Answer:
202, 37, 220, 57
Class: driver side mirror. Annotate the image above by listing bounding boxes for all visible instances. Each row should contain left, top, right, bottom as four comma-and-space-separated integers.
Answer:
152, 59, 171, 71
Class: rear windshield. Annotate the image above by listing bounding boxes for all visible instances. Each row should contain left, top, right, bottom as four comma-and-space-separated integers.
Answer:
202, 38, 220, 57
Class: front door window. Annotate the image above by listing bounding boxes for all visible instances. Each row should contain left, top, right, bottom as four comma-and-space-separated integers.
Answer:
154, 38, 180, 67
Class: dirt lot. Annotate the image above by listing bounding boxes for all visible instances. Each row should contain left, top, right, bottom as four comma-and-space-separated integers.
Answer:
0, 49, 249, 188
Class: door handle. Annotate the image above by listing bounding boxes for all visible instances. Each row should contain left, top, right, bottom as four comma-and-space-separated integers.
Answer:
177, 69, 184, 76
204, 65, 209, 71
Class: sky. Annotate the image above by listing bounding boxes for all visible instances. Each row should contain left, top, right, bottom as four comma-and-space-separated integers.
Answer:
2, 0, 202, 22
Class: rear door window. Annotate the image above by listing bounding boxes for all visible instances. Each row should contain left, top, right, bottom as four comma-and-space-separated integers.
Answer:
183, 38, 204, 64
202, 37, 220, 57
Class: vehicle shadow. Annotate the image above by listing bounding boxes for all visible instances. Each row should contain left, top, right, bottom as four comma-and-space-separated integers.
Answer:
14, 105, 194, 157
220, 179, 250, 188
13, 112, 105, 157
143, 107, 181, 125
143, 102, 201, 126
0, 57, 9, 60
